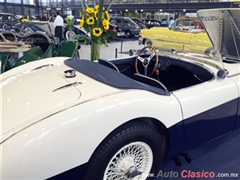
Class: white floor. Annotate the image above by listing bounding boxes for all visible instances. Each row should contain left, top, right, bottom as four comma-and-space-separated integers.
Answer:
78, 39, 144, 60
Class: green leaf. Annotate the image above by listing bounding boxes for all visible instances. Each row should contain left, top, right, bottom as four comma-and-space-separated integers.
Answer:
97, 0, 104, 27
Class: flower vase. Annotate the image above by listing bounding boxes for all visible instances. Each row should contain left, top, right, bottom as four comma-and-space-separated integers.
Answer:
91, 42, 101, 61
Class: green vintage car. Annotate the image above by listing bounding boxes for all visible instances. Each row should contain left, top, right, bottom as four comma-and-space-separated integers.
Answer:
0, 22, 80, 73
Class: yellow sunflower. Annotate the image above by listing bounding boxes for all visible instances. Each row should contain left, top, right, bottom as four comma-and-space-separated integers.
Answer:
105, 11, 110, 20
93, 28, 103, 37
102, 20, 109, 30
80, 16, 84, 28
94, 11, 98, 19
86, 8, 95, 14
87, 17, 95, 25
95, 5, 105, 11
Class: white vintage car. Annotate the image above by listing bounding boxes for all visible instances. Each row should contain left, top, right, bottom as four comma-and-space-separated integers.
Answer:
1, 8, 240, 180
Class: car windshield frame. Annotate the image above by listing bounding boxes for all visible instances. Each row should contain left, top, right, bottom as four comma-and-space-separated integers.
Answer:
169, 17, 201, 31
28, 21, 52, 34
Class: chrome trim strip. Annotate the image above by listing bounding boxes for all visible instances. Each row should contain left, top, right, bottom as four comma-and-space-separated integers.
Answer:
227, 73, 240, 78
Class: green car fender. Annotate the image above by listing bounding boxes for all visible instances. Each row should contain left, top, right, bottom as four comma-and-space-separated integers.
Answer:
13, 46, 43, 68
13, 54, 41, 68
0, 39, 79, 74
56, 40, 78, 57
0, 53, 9, 73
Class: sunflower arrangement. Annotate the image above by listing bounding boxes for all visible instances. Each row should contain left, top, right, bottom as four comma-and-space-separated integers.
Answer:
75, 0, 114, 61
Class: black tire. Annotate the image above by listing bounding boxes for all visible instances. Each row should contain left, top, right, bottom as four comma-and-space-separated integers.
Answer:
3, 24, 10, 31
144, 39, 153, 47
83, 120, 166, 180
204, 47, 213, 55
64, 30, 76, 40
64, 30, 69, 39
125, 30, 133, 38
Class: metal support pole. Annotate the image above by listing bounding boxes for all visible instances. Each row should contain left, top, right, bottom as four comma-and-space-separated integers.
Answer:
120, 40, 123, 53
115, 48, 118, 58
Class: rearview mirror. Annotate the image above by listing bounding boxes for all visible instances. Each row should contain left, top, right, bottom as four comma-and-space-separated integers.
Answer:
217, 69, 229, 79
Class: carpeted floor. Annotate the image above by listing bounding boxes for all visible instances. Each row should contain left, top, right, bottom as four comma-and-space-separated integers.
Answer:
154, 128, 240, 180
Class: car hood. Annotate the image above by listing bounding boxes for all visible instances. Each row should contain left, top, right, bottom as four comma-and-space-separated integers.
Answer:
197, 8, 240, 61
0, 61, 120, 142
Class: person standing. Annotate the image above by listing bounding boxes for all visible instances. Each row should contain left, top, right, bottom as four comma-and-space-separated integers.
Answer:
199, 21, 203, 29
42, 15, 47, 21
38, 14, 43, 21
160, 19, 168, 27
54, 11, 64, 41
168, 17, 175, 28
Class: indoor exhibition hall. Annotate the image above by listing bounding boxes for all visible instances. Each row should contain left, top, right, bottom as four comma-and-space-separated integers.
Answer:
0, 0, 240, 179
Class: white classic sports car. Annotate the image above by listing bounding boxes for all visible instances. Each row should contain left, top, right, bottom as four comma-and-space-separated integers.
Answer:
1, 8, 240, 180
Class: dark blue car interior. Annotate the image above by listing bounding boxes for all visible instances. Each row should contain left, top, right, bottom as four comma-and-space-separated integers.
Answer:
65, 53, 214, 93
64, 59, 170, 96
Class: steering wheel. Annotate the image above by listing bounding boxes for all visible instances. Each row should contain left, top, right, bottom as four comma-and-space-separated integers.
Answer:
3, 24, 10, 31
0, 32, 18, 42
0, 33, 8, 42
135, 46, 159, 76
0, 33, 31, 52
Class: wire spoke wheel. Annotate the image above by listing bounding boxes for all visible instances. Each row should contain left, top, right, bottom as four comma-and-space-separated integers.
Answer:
104, 142, 153, 180
82, 121, 167, 180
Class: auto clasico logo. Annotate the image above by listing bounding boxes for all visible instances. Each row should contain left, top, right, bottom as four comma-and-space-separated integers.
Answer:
181, 170, 215, 178
145, 170, 238, 179
151, 170, 215, 178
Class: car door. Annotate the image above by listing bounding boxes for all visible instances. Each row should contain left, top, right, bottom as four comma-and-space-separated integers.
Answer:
172, 75, 238, 151
223, 63, 240, 131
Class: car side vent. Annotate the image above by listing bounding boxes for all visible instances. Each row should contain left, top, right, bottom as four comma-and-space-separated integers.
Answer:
53, 82, 82, 92
31, 64, 54, 71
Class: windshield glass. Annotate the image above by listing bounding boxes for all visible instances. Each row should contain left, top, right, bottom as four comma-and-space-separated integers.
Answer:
29, 21, 51, 34
170, 16, 202, 31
